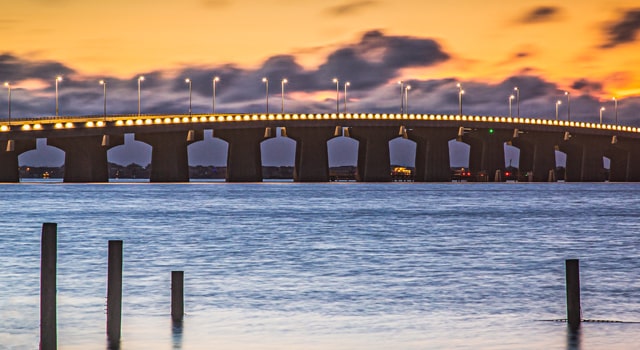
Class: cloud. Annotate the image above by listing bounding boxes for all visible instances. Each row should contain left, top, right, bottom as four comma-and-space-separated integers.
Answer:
519, 6, 562, 24
325, 0, 378, 16
571, 79, 603, 93
602, 8, 640, 48
0, 53, 75, 85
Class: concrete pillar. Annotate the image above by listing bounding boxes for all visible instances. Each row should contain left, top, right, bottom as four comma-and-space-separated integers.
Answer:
512, 132, 561, 182
47, 135, 124, 183
0, 139, 36, 182
559, 135, 608, 182
408, 127, 458, 182
215, 128, 266, 182
286, 126, 335, 182
135, 131, 202, 182
349, 126, 398, 182
463, 129, 511, 182
605, 137, 640, 182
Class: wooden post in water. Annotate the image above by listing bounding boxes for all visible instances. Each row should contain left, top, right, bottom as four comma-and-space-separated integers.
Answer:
172, 271, 184, 321
107, 240, 123, 346
565, 259, 581, 330
40, 223, 57, 350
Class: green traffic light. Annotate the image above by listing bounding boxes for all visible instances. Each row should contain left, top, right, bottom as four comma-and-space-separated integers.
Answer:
489, 128, 494, 134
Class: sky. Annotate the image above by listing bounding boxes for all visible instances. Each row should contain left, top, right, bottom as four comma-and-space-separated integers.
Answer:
3, 0, 640, 166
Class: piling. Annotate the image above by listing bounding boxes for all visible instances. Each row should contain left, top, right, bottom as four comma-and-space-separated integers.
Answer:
565, 259, 581, 330
40, 223, 57, 350
107, 240, 123, 347
171, 271, 184, 321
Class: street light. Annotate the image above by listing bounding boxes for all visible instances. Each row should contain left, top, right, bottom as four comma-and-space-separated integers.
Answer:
185, 78, 192, 115
262, 77, 269, 114
281, 78, 288, 113
599, 106, 605, 125
513, 87, 520, 118
398, 81, 404, 113
564, 91, 571, 121
612, 97, 618, 125
457, 83, 464, 116
99, 80, 107, 120
137, 76, 145, 116
332, 78, 339, 114
55, 76, 63, 116
344, 81, 350, 113
212, 76, 220, 113
3, 82, 10, 124
555, 100, 562, 120
509, 94, 515, 118
404, 85, 411, 114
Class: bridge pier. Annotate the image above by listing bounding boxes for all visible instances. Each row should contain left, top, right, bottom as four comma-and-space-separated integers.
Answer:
606, 137, 640, 182
463, 129, 511, 181
408, 127, 457, 182
0, 139, 36, 182
135, 131, 202, 182
286, 126, 335, 182
349, 126, 398, 182
47, 135, 124, 182
559, 135, 609, 182
512, 132, 561, 182
215, 128, 268, 182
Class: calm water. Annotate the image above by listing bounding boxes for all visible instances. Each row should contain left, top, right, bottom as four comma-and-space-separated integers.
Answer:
1, 181, 640, 349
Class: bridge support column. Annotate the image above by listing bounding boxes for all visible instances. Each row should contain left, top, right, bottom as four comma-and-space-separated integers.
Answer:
560, 135, 608, 182
349, 126, 398, 182
47, 135, 124, 183
512, 132, 561, 182
136, 131, 202, 182
606, 137, 640, 182
464, 129, 511, 181
215, 128, 267, 182
0, 139, 36, 182
408, 127, 457, 182
286, 126, 335, 182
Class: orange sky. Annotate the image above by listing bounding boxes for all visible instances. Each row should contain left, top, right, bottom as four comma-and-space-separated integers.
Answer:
2, 0, 640, 97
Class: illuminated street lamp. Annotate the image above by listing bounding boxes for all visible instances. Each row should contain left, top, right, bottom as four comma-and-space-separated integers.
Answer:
398, 81, 404, 113
185, 78, 192, 115
281, 78, 288, 113
99, 80, 107, 120
55, 76, 63, 116
3, 82, 10, 124
404, 85, 411, 114
137, 76, 145, 116
457, 83, 464, 116
513, 87, 520, 118
612, 97, 618, 125
555, 100, 562, 121
212, 76, 220, 113
262, 77, 269, 114
599, 106, 605, 125
509, 94, 515, 118
564, 91, 571, 121
344, 81, 350, 113
332, 78, 339, 114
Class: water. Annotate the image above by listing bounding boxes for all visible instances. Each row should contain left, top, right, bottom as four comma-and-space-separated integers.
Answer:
1, 182, 640, 349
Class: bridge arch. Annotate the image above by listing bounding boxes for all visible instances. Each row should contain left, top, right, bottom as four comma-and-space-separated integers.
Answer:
16, 139, 62, 180
328, 135, 358, 180
262, 128, 295, 180
188, 130, 228, 180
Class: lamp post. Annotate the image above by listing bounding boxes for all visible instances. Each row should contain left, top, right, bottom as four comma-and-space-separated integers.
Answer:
344, 81, 350, 113
404, 85, 411, 114
99, 80, 107, 120
212, 76, 220, 113
262, 77, 269, 114
55, 76, 62, 116
281, 78, 288, 113
457, 83, 464, 116
509, 94, 515, 118
612, 97, 618, 125
555, 100, 562, 121
137, 76, 144, 116
3, 82, 10, 124
564, 91, 571, 121
513, 87, 520, 118
185, 78, 192, 115
599, 106, 605, 125
332, 78, 339, 114
398, 81, 404, 113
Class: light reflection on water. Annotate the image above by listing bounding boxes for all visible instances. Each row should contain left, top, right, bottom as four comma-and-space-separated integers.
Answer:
1, 182, 640, 349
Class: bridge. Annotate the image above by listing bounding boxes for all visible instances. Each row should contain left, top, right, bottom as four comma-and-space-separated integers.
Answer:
1, 112, 639, 182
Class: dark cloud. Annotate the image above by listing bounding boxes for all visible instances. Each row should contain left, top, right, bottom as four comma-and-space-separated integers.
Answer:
0, 53, 74, 85
519, 6, 561, 24
325, 0, 378, 16
602, 8, 640, 48
571, 79, 603, 93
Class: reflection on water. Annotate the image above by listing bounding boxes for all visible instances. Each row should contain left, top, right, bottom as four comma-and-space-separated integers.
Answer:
172, 320, 183, 350
567, 327, 582, 350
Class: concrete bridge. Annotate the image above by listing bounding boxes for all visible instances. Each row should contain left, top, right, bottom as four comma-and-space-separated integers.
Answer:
1, 113, 638, 182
